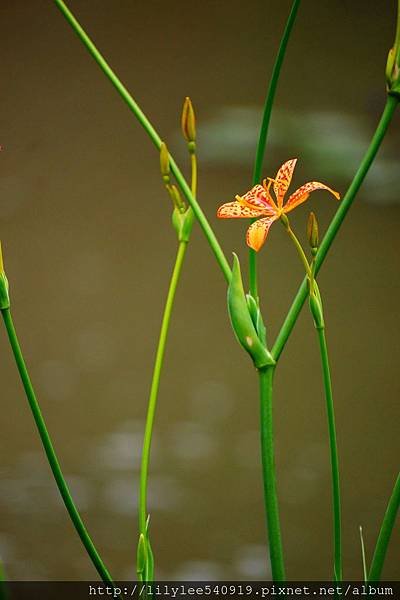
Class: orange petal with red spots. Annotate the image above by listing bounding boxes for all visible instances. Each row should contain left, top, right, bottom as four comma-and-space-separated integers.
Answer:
217, 201, 264, 219
246, 216, 278, 251
284, 181, 340, 213
274, 159, 297, 208
240, 184, 276, 213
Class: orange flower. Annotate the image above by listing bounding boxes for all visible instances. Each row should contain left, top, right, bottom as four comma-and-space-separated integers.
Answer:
217, 159, 340, 251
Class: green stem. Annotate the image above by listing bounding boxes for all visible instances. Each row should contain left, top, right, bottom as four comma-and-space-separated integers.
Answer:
249, 0, 301, 299
0, 308, 113, 583
138, 241, 188, 534
259, 366, 285, 581
272, 95, 398, 361
368, 473, 400, 581
282, 219, 312, 280
190, 152, 197, 199
54, 0, 231, 284
283, 219, 342, 580
316, 326, 342, 581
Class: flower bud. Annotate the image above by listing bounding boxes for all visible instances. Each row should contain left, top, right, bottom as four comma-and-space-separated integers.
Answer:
167, 184, 186, 213
160, 142, 170, 184
309, 292, 324, 329
386, 48, 400, 97
385, 6, 400, 98
228, 254, 274, 369
246, 292, 267, 345
307, 212, 319, 253
136, 533, 147, 578
181, 97, 196, 145
0, 242, 10, 310
172, 207, 194, 242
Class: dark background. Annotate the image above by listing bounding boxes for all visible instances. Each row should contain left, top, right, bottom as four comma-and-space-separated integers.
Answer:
0, 0, 399, 581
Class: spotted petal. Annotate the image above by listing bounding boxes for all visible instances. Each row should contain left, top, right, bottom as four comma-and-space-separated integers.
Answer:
246, 216, 278, 251
217, 201, 264, 219
274, 159, 297, 208
284, 181, 340, 213
240, 184, 276, 213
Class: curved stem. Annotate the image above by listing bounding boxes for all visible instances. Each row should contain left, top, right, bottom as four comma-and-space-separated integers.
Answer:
368, 473, 400, 581
191, 153, 197, 199
282, 219, 312, 280
0, 308, 113, 583
138, 240, 188, 534
54, 0, 231, 284
316, 326, 342, 581
249, 0, 301, 299
272, 95, 398, 361
259, 366, 285, 581
283, 219, 342, 580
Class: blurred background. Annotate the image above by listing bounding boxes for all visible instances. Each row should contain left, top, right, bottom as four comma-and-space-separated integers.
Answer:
1, 0, 399, 581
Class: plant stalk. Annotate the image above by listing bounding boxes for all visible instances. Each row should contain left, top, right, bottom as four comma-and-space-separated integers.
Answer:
138, 240, 188, 535
259, 366, 285, 581
316, 326, 342, 581
53, 0, 231, 284
368, 473, 400, 581
249, 0, 301, 299
1, 308, 113, 583
283, 220, 342, 581
272, 95, 398, 361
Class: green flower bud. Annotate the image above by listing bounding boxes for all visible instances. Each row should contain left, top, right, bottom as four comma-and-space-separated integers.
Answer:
0, 242, 10, 310
385, 6, 400, 98
167, 184, 186, 213
160, 142, 170, 184
181, 97, 196, 145
246, 292, 267, 346
228, 254, 274, 369
172, 207, 194, 242
136, 533, 147, 578
309, 290, 324, 329
307, 211, 319, 253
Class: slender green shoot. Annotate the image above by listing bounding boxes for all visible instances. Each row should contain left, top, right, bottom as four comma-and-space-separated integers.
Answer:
283, 220, 342, 581
272, 95, 398, 361
0, 308, 113, 583
53, 0, 231, 283
139, 241, 187, 533
359, 526, 368, 582
259, 366, 285, 581
280, 218, 312, 280
368, 473, 400, 581
249, 0, 301, 299
316, 326, 342, 581
139, 139, 196, 578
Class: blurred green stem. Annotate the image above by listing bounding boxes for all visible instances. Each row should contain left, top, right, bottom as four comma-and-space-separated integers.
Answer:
54, 0, 231, 284
249, 0, 301, 300
259, 366, 285, 581
316, 326, 342, 581
0, 308, 113, 583
272, 95, 398, 361
138, 239, 188, 536
283, 221, 342, 581
368, 473, 400, 581
139, 147, 196, 578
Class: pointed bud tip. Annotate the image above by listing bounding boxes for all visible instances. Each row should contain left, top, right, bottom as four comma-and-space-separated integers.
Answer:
160, 142, 170, 179
181, 97, 196, 143
307, 212, 319, 250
